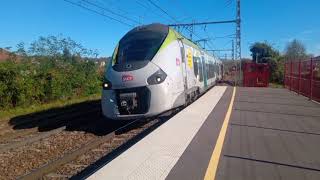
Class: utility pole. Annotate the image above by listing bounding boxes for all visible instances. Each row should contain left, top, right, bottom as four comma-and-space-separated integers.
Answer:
232, 39, 235, 60
236, 0, 241, 85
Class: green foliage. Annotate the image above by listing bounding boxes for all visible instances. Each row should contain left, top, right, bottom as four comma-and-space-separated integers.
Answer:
0, 58, 102, 110
28, 35, 99, 58
250, 42, 280, 63
250, 42, 284, 84
0, 34, 103, 110
268, 56, 285, 84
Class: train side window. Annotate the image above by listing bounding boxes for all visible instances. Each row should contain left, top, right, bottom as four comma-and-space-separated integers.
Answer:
209, 62, 213, 78
193, 57, 199, 78
206, 63, 210, 78
199, 58, 203, 82
208, 63, 211, 78
211, 63, 214, 78
215, 64, 218, 76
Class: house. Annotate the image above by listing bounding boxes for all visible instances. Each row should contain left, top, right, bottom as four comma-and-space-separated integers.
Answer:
0, 48, 10, 62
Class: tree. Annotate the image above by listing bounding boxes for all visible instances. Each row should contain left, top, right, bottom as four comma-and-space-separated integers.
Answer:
284, 39, 307, 61
250, 42, 279, 63
28, 35, 99, 58
250, 42, 284, 84
16, 42, 27, 57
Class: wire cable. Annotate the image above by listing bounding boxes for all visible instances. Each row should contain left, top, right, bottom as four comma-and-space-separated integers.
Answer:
146, 0, 179, 23
135, 0, 173, 23
63, 0, 134, 27
81, 0, 140, 24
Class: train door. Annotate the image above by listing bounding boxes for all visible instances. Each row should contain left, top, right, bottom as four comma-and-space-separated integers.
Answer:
201, 56, 208, 88
177, 39, 188, 92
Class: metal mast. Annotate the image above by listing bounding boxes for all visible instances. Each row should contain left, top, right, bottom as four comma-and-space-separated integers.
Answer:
235, 0, 241, 61
236, 0, 242, 85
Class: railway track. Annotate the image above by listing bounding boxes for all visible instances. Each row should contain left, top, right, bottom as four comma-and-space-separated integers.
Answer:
0, 101, 100, 143
0, 97, 179, 179
17, 118, 166, 179
0, 108, 100, 153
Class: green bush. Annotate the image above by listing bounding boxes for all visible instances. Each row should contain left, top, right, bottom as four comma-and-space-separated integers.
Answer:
0, 58, 102, 110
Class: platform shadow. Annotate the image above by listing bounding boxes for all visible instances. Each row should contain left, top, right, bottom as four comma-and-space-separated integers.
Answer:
7, 99, 127, 136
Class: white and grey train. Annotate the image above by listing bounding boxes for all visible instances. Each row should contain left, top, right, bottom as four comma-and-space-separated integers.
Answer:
102, 23, 222, 120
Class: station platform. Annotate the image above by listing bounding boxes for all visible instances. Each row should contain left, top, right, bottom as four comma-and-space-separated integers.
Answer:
87, 86, 320, 180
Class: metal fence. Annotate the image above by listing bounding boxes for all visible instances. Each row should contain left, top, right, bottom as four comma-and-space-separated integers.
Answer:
284, 57, 320, 102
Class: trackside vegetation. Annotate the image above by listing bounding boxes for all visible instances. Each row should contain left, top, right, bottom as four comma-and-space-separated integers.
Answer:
0, 35, 105, 116
249, 39, 311, 85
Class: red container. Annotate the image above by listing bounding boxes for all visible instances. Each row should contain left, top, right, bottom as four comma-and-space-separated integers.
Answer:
243, 62, 269, 87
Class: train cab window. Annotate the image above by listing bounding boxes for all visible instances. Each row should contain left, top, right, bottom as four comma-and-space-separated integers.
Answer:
115, 25, 168, 64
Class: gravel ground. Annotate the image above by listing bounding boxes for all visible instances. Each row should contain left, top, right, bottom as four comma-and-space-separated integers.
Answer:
0, 131, 96, 179
47, 120, 160, 179
0, 113, 162, 180
0, 124, 19, 137
0, 131, 41, 146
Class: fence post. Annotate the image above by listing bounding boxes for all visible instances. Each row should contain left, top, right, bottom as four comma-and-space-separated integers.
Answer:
310, 58, 313, 100
298, 60, 301, 95
290, 61, 293, 91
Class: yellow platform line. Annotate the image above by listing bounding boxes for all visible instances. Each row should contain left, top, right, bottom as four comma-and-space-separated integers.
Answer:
204, 87, 236, 180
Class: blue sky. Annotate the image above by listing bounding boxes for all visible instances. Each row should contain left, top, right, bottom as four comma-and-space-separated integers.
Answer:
1, 0, 320, 58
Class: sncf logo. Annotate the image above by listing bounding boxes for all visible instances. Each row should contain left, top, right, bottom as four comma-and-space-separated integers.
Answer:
122, 75, 133, 82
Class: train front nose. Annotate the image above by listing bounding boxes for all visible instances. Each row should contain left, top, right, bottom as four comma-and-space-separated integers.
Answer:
101, 62, 169, 120
101, 23, 170, 120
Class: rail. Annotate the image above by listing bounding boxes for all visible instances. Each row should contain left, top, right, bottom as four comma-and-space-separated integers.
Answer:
18, 118, 164, 179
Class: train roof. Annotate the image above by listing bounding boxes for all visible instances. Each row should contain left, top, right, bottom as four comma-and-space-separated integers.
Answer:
122, 23, 169, 41
125, 23, 221, 61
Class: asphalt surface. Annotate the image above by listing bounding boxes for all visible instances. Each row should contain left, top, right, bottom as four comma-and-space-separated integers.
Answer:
167, 87, 320, 180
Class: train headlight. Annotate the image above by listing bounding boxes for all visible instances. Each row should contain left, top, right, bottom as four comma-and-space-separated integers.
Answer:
102, 79, 112, 90
147, 69, 167, 85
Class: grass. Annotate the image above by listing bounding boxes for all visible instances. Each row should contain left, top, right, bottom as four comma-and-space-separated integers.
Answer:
0, 94, 101, 122
269, 83, 284, 88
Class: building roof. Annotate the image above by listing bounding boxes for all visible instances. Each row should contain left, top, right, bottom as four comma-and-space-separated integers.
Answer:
0, 48, 10, 62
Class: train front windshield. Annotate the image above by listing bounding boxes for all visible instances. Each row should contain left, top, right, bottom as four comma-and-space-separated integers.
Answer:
115, 27, 168, 64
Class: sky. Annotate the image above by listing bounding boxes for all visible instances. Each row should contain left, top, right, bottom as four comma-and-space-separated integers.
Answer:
1, 0, 320, 58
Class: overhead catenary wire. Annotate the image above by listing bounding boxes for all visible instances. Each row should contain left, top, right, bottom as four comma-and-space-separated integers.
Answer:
145, 0, 205, 48
146, 0, 179, 23
65, 0, 227, 58
63, 0, 134, 27
225, 0, 234, 8
134, 0, 173, 23
81, 0, 140, 24
97, 0, 141, 21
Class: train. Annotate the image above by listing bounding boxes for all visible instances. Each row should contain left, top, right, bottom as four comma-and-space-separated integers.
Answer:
102, 23, 222, 120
